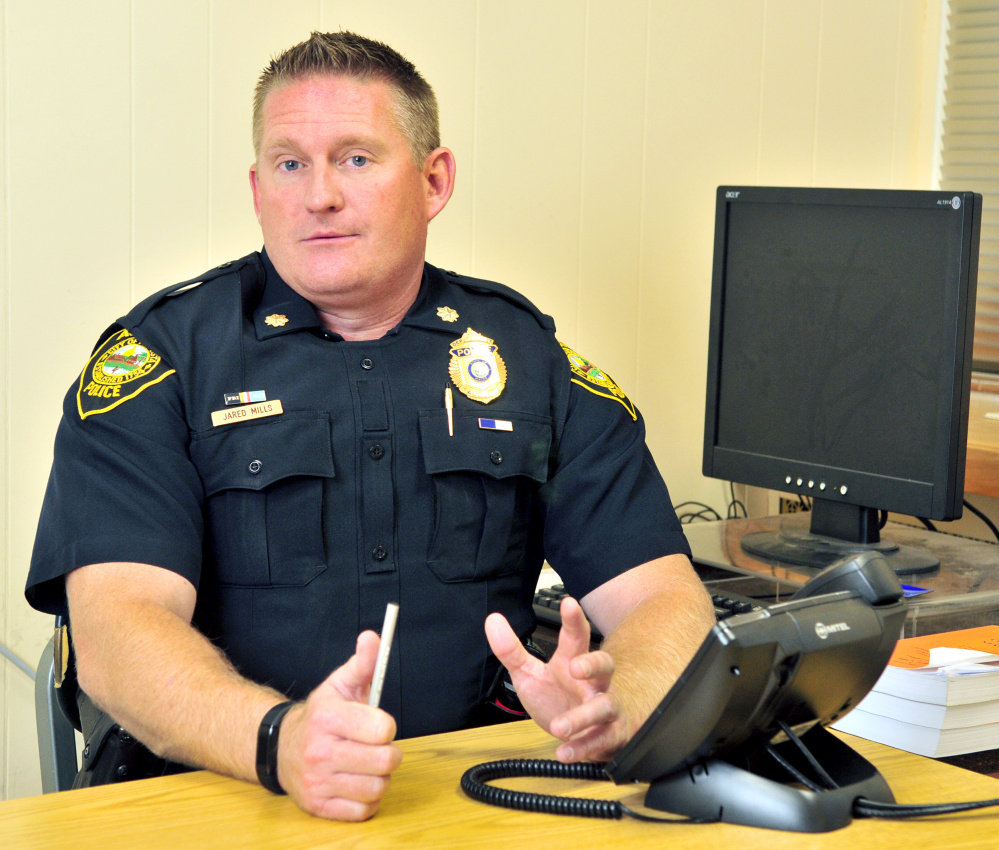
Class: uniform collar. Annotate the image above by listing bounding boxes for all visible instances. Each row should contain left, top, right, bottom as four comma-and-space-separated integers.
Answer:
400, 263, 469, 334
253, 254, 463, 340
253, 250, 324, 339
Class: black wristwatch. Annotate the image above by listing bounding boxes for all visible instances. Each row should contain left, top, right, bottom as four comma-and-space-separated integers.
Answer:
256, 701, 295, 795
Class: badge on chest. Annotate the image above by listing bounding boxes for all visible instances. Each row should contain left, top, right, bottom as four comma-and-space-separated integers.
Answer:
448, 328, 506, 404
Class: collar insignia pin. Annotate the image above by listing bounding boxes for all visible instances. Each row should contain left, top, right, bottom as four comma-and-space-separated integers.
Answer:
437, 306, 459, 323
265, 314, 289, 328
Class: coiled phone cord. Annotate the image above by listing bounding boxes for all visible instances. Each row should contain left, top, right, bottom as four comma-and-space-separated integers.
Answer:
460, 759, 707, 823
464, 749, 999, 824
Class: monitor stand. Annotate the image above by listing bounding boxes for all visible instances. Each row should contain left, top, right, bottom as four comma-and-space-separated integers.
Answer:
739, 498, 940, 575
643, 725, 893, 833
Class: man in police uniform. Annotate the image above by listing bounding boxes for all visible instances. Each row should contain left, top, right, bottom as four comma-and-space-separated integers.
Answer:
26, 32, 715, 821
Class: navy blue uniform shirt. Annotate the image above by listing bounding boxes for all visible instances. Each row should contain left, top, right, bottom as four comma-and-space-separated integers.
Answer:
26, 252, 690, 738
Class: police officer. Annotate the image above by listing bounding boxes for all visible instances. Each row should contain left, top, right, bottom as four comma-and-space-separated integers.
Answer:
26, 31, 715, 821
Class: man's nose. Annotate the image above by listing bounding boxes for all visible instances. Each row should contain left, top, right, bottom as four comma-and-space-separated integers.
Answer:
306, 166, 344, 212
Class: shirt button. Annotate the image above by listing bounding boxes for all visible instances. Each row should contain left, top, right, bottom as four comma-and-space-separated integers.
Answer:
369, 444, 385, 460
248, 459, 263, 474
490, 450, 503, 465
372, 545, 388, 562
360, 358, 374, 370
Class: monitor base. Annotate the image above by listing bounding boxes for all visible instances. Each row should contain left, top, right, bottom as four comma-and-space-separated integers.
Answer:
741, 528, 940, 575
644, 725, 893, 833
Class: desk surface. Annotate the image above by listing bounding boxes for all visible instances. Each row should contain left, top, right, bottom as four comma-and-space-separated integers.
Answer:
3, 720, 999, 849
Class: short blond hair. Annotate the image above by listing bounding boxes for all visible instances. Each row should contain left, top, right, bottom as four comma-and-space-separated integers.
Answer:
253, 31, 440, 164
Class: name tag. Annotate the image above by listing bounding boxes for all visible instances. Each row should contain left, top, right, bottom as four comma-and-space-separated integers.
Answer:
211, 400, 283, 427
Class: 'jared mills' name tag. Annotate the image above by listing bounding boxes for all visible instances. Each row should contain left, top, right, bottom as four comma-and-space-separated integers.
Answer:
211, 400, 284, 427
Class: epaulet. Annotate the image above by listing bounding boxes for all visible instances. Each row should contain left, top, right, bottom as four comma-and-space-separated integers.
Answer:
121, 253, 261, 327
441, 268, 555, 331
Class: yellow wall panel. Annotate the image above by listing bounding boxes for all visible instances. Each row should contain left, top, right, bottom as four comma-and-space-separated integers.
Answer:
472, 0, 587, 327
639, 1, 766, 494
893, 0, 942, 187
814, 0, 905, 187
758, 0, 822, 186
574, 0, 650, 393
132, 0, 212, 297
0, 0, 9, 803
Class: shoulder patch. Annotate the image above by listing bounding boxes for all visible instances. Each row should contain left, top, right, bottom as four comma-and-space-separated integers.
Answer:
560, 341, 636, 421
77, 328, 176, 419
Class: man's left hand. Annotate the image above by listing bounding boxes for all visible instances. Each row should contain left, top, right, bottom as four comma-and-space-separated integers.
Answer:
484, 598, 630, 763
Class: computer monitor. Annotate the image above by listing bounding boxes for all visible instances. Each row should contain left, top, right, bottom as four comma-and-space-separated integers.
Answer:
702, 187, 982, 574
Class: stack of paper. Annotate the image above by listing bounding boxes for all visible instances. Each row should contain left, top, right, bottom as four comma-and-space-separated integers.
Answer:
831, 626, 999, 758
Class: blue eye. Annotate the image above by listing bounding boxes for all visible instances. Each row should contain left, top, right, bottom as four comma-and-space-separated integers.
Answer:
348, 155, 369, 167
279, 160, 301, 172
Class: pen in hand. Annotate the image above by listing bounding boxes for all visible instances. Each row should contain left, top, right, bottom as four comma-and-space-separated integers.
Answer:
368, 603, 399, 708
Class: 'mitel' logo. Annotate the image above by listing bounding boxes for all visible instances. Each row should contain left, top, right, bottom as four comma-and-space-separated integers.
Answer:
815, 621, 851, 640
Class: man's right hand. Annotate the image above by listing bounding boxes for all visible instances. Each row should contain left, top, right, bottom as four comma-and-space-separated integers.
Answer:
275, 631, 403, 821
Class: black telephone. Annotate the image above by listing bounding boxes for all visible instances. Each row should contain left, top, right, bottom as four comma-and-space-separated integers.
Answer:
463, 551, 909, 832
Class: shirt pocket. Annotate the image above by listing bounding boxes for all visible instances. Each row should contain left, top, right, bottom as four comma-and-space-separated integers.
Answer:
419, 409, 551, 582
190, 413, 335, 587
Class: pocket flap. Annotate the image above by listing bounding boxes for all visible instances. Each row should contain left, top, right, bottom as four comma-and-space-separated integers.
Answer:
191, 415, 335, 496
419, 410, 551, 483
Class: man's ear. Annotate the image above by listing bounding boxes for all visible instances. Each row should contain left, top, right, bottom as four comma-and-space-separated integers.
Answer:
249, 164, 262, 224
423, 147, 456, 222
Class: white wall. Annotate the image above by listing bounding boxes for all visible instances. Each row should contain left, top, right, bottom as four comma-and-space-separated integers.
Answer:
0, 0, 943, 799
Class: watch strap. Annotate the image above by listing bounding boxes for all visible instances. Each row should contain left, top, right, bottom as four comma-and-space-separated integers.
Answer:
256, 701, 294, 795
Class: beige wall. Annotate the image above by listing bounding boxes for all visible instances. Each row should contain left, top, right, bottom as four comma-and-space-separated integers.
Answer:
0, 0, 943, 799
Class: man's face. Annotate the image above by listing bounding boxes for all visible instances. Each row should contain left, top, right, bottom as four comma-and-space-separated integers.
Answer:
250, 75, 451, 312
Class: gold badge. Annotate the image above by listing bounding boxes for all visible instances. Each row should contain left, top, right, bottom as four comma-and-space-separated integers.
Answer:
437, 306, 459, 323
449, 328, 507, 403
265, 314, 289, 327
560, 341, 636, 421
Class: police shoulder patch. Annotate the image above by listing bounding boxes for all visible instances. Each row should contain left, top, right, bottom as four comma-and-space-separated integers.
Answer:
560, 341, 636, 421
77, 328, 176, 419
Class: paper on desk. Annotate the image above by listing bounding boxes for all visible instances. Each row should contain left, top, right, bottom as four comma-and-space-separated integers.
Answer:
925, 647, 999, 670
889, 626, 999, 670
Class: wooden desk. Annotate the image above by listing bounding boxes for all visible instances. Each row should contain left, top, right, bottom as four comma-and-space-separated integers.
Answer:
966, 389, 999, 499
3, 721, 999, 849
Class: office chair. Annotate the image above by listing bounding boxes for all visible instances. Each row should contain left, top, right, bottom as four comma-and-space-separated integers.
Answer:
34, 617, 81, 793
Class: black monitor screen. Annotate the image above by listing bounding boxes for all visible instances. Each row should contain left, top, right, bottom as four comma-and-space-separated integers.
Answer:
703, 188, 981, 572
